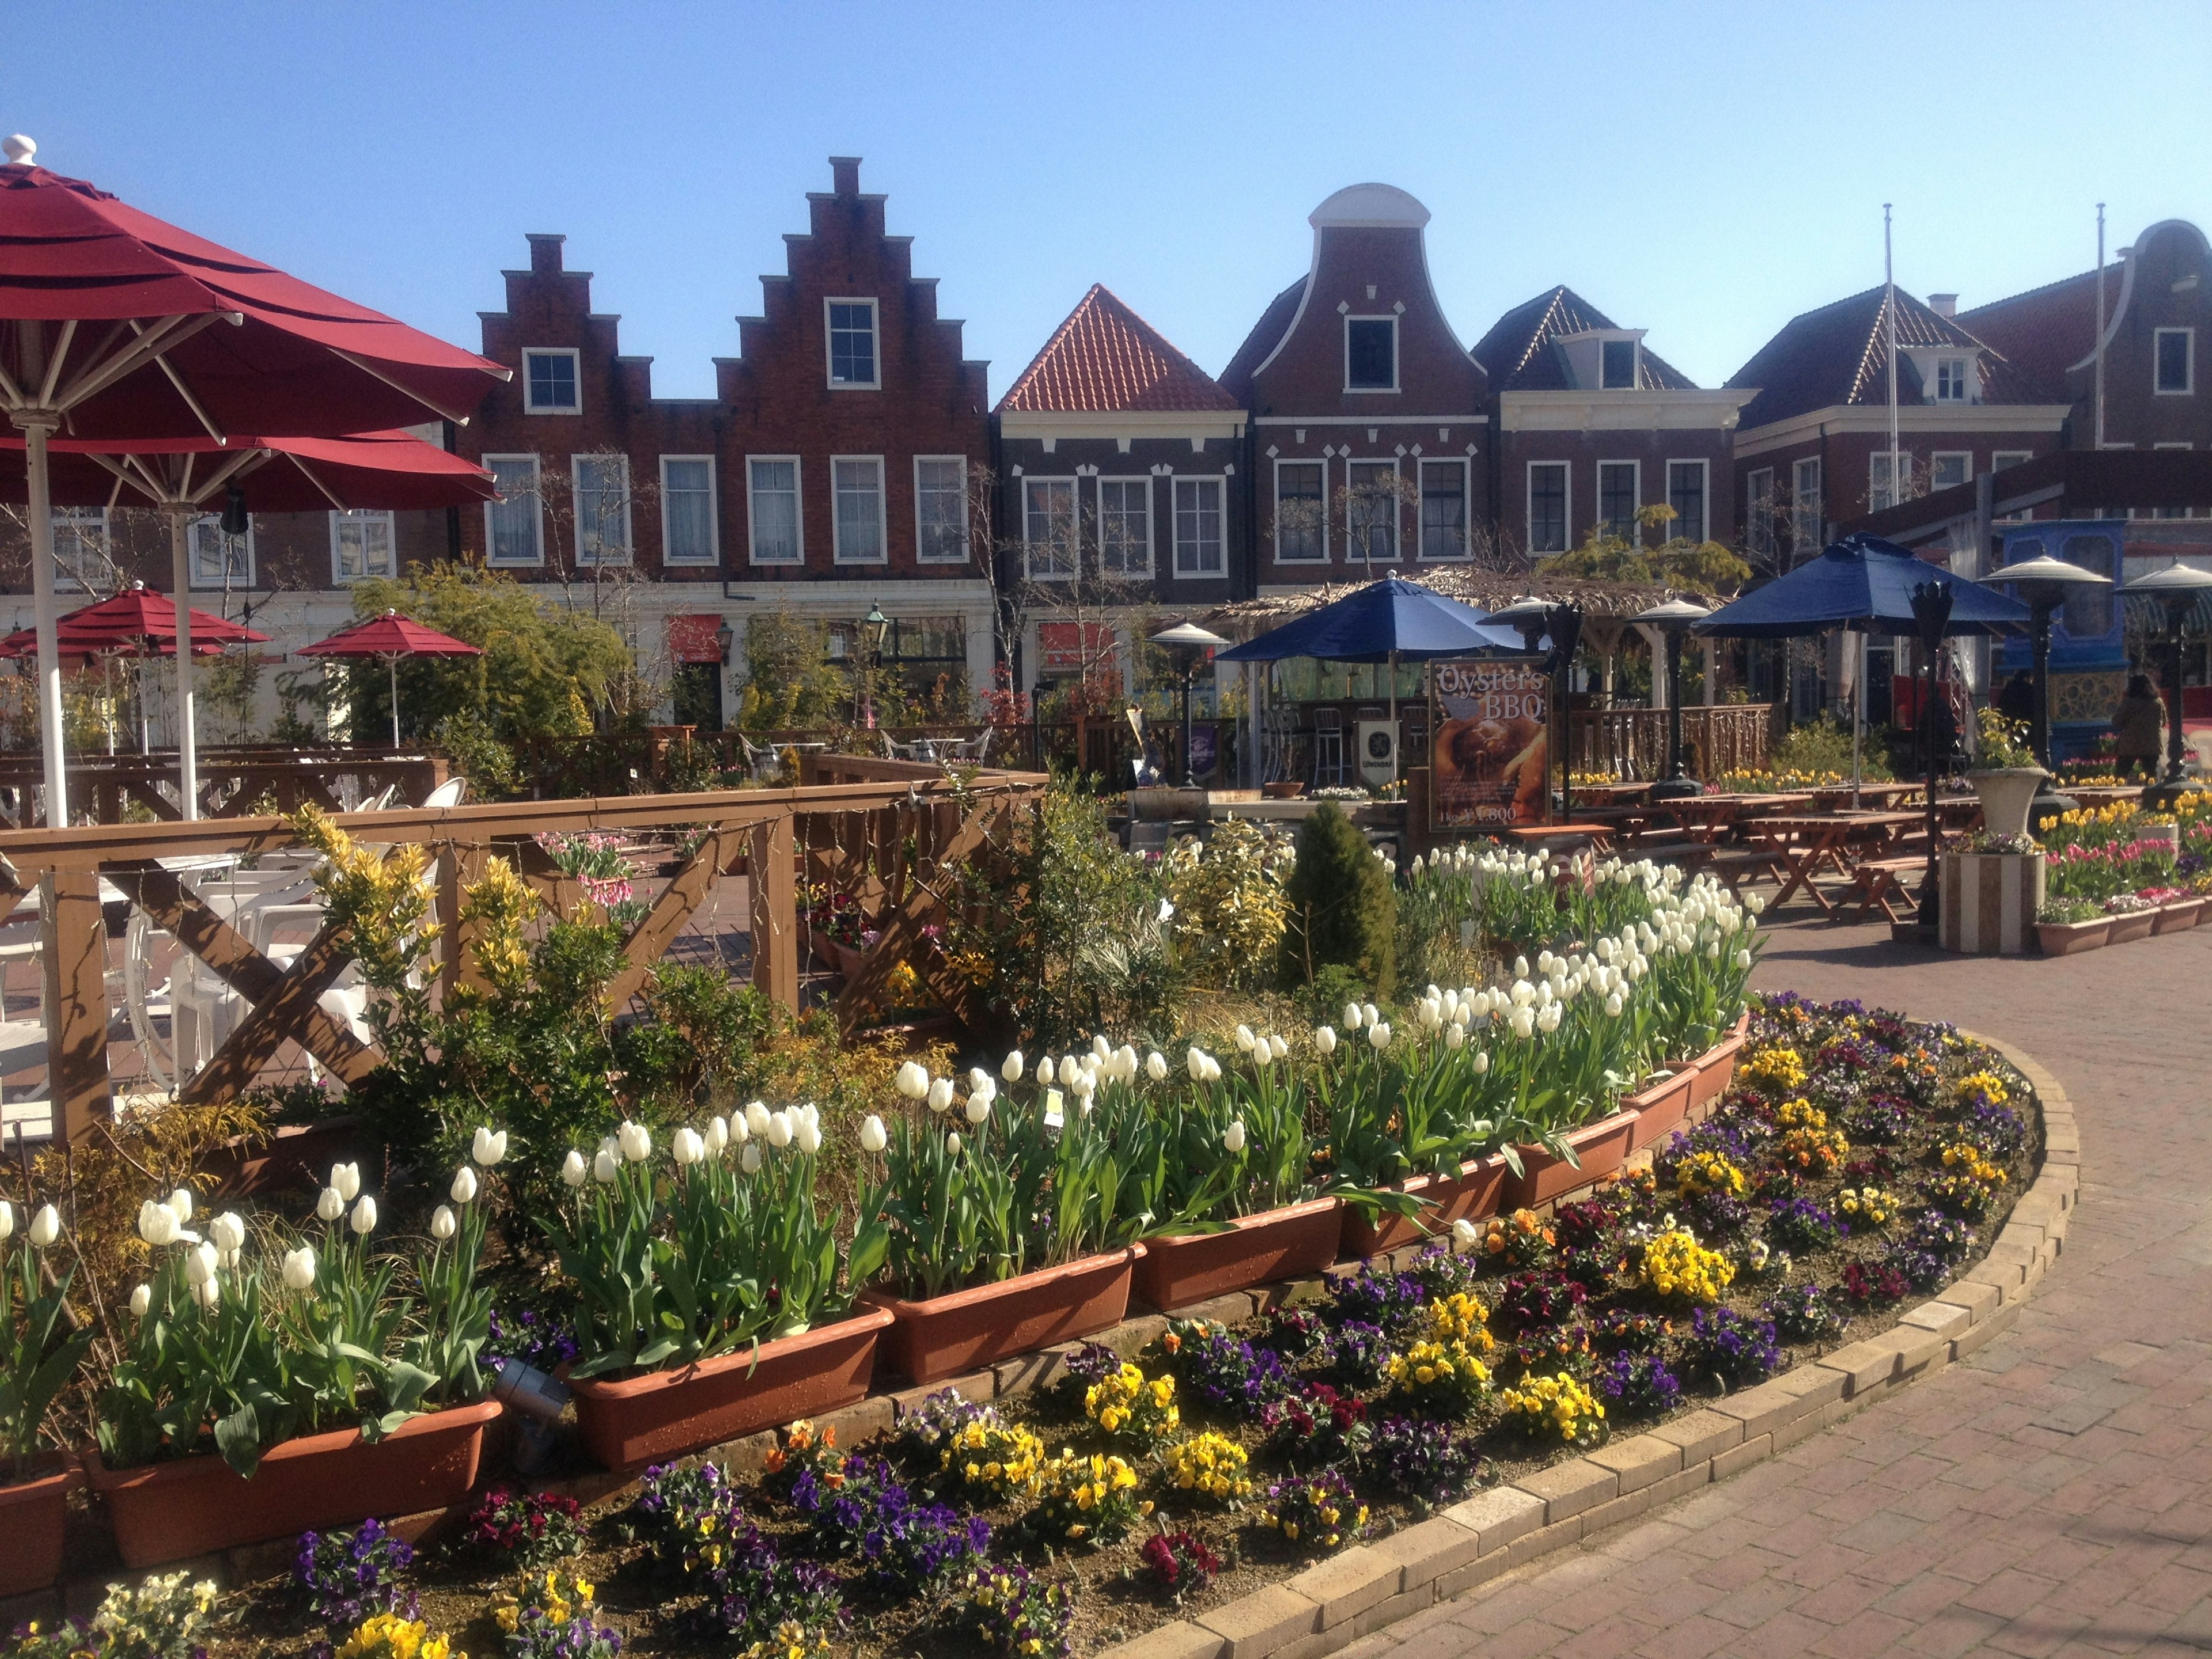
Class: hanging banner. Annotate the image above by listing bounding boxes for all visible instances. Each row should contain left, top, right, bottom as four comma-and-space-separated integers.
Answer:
1430, 657, 1552, 831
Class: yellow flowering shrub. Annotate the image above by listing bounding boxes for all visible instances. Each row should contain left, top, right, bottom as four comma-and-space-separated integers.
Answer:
942, 1418, 1045, 1502
1775, 1125, 1849, 1176
1836, 1187, 1899, 1229
1641, 1229, 1735, 1304
337, 1613, 463, 1659
1032, 1448, 1149, 1542
1161, 1431, 1253, 1506
1739, 1047, 1808, 1094
1497, 1371, 1605, 1448
1084, 1362, 1179, 1446
1775, 1097, 1828, 1130
1385, 1338, 1492, 1414
292, 802, 441, 993
1161, 818, 1294, 987
1675, 1150, 1748, 1200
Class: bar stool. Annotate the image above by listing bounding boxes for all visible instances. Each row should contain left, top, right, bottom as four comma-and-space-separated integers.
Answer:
1312, 707, 1344, 787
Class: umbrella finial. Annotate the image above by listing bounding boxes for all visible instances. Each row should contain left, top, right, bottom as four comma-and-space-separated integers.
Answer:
2, 135, 33, 166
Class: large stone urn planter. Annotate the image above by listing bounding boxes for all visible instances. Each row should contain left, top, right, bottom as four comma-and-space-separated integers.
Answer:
1965, 767, 2048, 840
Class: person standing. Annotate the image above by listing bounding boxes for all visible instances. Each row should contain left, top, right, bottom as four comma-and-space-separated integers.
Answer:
2111, 673, 2166, 781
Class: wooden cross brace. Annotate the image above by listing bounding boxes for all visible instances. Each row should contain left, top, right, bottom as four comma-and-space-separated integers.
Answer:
833, 795, 1009, 1039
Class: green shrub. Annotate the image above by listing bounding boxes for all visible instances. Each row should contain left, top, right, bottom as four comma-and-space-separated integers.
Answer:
1768, 718, 1893, 781
1277, 805, 1397, 997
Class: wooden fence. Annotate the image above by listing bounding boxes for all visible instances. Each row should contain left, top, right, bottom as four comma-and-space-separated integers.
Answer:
0, 754, 1047, 1144
1567, 704, 1775, 781
0, 747, 451, 827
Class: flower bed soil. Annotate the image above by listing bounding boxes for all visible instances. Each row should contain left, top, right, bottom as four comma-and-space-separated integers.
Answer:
187, 993, 2040, 1659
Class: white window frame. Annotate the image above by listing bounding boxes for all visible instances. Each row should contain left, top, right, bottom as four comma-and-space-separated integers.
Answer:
1597, 459, 1641, 541
188, 514, 255, 590
1096, 475, 1154, 575
912, 455, 970, 565
1868, 449, 1905, 514
1599, 338, 1640, 391
521, 347, 581, 415
1933, 357, 1971, 403
744, 455, 804, 566
1527, 460, 1571, 555
1746, 467, 1775, 559
1991, 450, 2033, 473
1343, 458, 1402, 563
571, 452, 634, 566
824, 297, 882, 391
483, 453, 545, 566
1022, 476, 1078, 581
1416, 457, 1471, 560
1664, 459, 1709, 545
329, 508, 396, 585
1343, 315, 1400, 393
1172, 475, 1228, 578
829, 454, 888, 565
2155, 328, 2195, 395
658, 455, 719, 566
1791, 455, 1823, 555
1272, 457, 1328, 564
1929, 451, 1974, 494
50, 506, 109, 593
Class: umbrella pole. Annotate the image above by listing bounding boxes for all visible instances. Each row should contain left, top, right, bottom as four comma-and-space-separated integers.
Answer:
21, 419, 69, 826
1851, 628, 1865, 810
390, 656, 402, 748
171, 509, 199, 820
1389, 648, 1399, 783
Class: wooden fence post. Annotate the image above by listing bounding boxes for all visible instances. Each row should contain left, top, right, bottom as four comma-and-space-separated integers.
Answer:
40, 869, 111, 1142
749, 815, 798, 1011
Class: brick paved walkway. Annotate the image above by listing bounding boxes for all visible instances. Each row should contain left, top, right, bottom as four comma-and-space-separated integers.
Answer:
1348, 914, 2212, 1659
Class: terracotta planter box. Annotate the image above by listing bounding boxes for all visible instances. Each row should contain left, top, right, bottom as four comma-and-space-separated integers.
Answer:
2036, 917, 2110, 956
807, 929, 869, 980
1339, 1154, 1510, 1260
1684, 1012, 1752, 1110
0, 1454, 77, 1597
84, 1397, 502, 1569
1624, 1070, 1694, 1153
864, 1247, 1144, 1385
2106, 908, 2157, 944
1261, 782, 1306, 800
1134, 1198, 1342, 1312
1502, 1111, 1639, 1211
569, 1308, 893, 1471
2154, 898, 2205, 935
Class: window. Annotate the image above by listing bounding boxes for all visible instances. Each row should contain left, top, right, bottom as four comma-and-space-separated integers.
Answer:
1664, 461, 1707, 544
1418, 459, 1468, 559
1528, 462, 1569, 554
484, 454, 543, 565
1601, 339, 1638, 389
2156, 328, 2194, 395
1173, 478, 1225, 576
1992, 450, 2033, 473
1791, 456, 1823, 556
660, 457, 718, 565
1930, 452, 1972, 493
50, 507, 109, 591
1344, 460, 1399, 563
1099, 478, 1152, 573
1868, 450, 1905, 513
522, 349, 579, 414
1597, 461, 1639, 541
1345, 317, 1396, 391
826, 300, 879, 388
1933, 357, 1969, 402
914, 457, 968, 563
831, 456, 885, 563
1746, 468, 1775, 560
331, 509, 394, 584
189, 514, 252, 588
1023, 478, 1076, 578
746, 457, 802, 565
1274, 461, 1325, 562
573, 453, 631, 565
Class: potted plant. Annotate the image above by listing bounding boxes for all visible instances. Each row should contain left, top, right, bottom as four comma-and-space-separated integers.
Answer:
87, 1145, 506, 1568
2103, 893, 2159, 944
547, 1106, 893, 1471
1965, 709, 2048, 840
0, 1199, 95, 1597
2034, 898, 2111, 957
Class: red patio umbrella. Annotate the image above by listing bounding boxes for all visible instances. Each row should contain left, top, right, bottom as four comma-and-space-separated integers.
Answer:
0, 586, 270, 658
294, 611, 483, 746
0, 134, 509, 823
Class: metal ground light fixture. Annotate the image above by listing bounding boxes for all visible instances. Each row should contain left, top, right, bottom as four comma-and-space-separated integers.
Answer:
1633, 598, 1711, 801
1908, 579, 1956, 939
1149, 621, 1229, 787
2123, 561, 2212, 808
1984, 553, 2112, 824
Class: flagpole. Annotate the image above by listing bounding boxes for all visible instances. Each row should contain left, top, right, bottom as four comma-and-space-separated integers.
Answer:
2094, 204, 2107, 450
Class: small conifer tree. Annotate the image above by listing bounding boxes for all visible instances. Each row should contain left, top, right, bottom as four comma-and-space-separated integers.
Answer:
1277, 804, 1397, 996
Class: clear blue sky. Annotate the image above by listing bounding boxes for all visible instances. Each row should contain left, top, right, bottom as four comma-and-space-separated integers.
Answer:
12, 2, 2209, 404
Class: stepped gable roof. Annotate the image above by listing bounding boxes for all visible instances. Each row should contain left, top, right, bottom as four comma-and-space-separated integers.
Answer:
1471, 285, 1698, 392
996, 284, 1237, 414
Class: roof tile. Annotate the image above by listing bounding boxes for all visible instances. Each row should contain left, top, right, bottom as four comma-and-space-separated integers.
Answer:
997, 285, 1239, 414
1470, 286, 1698, 392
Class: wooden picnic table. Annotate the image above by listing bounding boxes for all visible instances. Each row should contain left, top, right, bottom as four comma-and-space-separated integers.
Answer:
1805, 781, 1922, 810
1508, 823, 1615, 853
1743, 810, 1924, 916
1644, 791, 1816, 844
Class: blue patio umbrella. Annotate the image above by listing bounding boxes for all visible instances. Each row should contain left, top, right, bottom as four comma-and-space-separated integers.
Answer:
1213, 576, 1524, 662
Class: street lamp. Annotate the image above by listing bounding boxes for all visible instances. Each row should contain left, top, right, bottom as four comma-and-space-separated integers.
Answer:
1908, 578, 1956, 938
1149, 621, 1230, 787
1634, 598, 1712, 801
1983, 553, 2111, 824
854, 602, 891, 728
2123, 561, 2212, 809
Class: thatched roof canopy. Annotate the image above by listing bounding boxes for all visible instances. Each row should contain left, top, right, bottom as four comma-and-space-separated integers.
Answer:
1200, 570, 1702, 642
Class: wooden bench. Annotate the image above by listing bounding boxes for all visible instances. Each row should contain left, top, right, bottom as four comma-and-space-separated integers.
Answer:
1704, 846, 1783, 900
1847, 855, 1927, 923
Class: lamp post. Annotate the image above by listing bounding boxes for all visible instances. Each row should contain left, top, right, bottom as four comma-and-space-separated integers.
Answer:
2123, 562, 2212, 809
1148, 621, 1230, 787
854, 601, 890, 728
1634, 598, 1712, 801
1908, 579, 1955, 939
1984, 554, 2111, 826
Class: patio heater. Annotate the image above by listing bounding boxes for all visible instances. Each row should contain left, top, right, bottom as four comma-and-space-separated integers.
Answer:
2123, 561, 2212, 809
1634, 599, 1713, 801
1488, 595, 1551, 654
1542, 603, 1584, 821
1983, 554, 2111, 825
1149, 622, 1230, 787
1908, 579, 1955, 938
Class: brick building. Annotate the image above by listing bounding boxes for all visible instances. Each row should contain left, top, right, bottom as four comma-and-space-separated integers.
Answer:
1470, 285, 1749, 558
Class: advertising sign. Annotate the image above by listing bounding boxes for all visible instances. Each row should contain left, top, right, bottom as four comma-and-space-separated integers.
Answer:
1430, 657, 1551, 831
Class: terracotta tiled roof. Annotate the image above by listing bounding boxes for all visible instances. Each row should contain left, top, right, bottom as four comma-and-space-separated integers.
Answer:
1957, 271, 2099, 402
1470, 286, 1697, 392
1726, 286, 2048, 430
996, 285, 1238, 414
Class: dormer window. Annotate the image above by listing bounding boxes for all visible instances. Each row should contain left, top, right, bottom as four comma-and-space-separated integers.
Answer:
1601, 339, 1638, 389
1934, 358, 1970, 402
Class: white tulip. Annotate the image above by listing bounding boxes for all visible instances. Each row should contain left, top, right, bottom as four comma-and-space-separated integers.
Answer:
1058, 1055, 1082, 1086
184, 1241, 218, 1285
1343, 1002, 1363, 1030
1452, 1218, 1480, 1248
1093, 1034, 1112, 1060
431, 1205, 457, 1242
968, 1067, 993, 1097
1187, 1047, 1208, 1081
972, 1074, 998, 1104
895, 1060, 930, 1100
1538, 1002, 1564, 1033
706, 1117, 730, 1157
561, 1149, 589, 1188
1511, 979, 1535, 1007
740, 1142, 764, 1173
618, 1120, 652, 1163
593, 1147, 620, 1183
1315, 1025, 1337, 1054
450, 1165, 480, 1204
350, 1196, 378, 1236
129, 1283, 152, 1318
1446, 1022, 1467, 1050
29, 1204, 60, 1248
1368, 1022, 1392, 1050
1746, 893, 1767, 915
208, 1212, 245, 1256
1605, 993, 1625, 1018
796, 1114, 823, 1155
1223, 1120, 1247, 1154
1145, 1050, 1169, 1081
1202, 1054, 1222, 1083
1474, 1050, 1491, 1074
1596, 938, 1615, 961
281, 1246, 317, 1292
927, 1077, 956, 1114
308, 1185, 340, 1225
964, 1093, 991, 1126
1269, 1033, 1290, 1060
860, 1115, 889, 1153
766, 1111, 794, 1148
1234, 1024, 1256, 1053
672, 1127, 706, 1166
946, 1132, 963, 1156
191, 1274, 221, 1311
744, 1100, 771, 1139
1115, 1045, 1139, 1081
1736, 948, 1753, 969
1002, 1050, 1025, 1083
328, 1165, 359, 1204
1513, 956, 1530, 979
0, 1200, 11, 1241
471, 1127, 509, 1168
1537, 950, 1555, 974
138, 1199, 181, 1248
1511, 1008, 1536, 1040
1362, 1003, 1380, 1029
